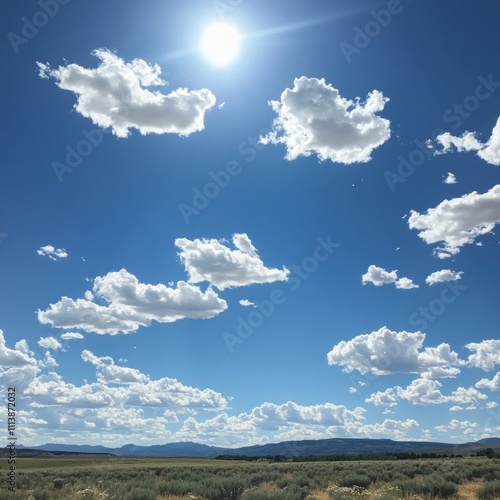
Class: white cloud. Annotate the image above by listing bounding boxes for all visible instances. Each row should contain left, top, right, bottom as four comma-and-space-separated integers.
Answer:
357, 419, 419, 440
81, 350, 149, 384
425, 269, 463, 285
397, 378, 448, 405
37, 337, 61, 350
60, 332, 84, 341
37, 245, 68, 261
239, 299, 255, 307
174, 413, 262, 448
448, 386, 487, 404
0, 332, 38, 368
365, 388, 398, 407
449, 419, 477, 430
249, 401, 366, 430
175, 233, 289, 290
486, 401, 498, 408
361, 265, 418, 289
366, 379, 487, 407
443, 172, 457, 184
37, 48, 216, 138
259, 76, 391, 164
362, 265, 397, 286
37, 269, 227, 335
408, 185, 500, 258
433, 117, 500, 166
476, 372, 500, 391
395, 277, 419, 290
0, 331, 39, 391
466, 340, 500, 370
327, 326, 461, 377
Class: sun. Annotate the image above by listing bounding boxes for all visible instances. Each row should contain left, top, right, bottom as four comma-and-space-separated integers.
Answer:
201, 23, 240, 66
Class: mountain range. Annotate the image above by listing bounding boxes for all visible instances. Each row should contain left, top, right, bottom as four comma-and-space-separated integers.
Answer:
15, 437, 500, 458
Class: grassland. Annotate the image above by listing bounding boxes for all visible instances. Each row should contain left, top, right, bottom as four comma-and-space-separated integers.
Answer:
2, 455, 500, 500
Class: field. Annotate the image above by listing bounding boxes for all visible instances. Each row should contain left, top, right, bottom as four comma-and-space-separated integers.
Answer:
2, 456, 500, 500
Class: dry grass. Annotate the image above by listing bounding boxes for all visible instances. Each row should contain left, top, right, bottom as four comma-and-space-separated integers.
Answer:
307, 489, 331, 500
457, 479, 483, 500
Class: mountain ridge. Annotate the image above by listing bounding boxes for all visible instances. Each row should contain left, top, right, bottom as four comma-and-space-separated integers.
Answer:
17, 437, 500, 458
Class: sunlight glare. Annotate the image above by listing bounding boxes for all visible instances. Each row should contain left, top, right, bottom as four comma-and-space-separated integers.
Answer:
202, 23, 240, 66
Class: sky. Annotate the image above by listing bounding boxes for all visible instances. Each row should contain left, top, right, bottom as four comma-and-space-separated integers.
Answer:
1, 0, 500, 449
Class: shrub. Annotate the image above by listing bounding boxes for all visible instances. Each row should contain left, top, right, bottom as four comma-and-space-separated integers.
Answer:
477, 480, 500, 500
204, 477, 248, 500
33, 491, 51, 500
420, 473, 458, 499
392, 479, 420, 496
337, 473, 372, 489
124, 487, 157, 500
53, 477, 64, 489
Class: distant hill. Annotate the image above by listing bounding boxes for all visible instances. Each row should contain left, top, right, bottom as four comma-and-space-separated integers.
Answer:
14, 437, 500, 458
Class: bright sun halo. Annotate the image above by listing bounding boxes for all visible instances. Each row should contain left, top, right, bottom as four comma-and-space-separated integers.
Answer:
202, 23, 240, 66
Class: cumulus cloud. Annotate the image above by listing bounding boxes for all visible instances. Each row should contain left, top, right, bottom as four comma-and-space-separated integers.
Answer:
408, 185, 500, 258
425, 269, 464, 286
476, 372, 500, 391
27, 351, 227, 413
365, 388, 398, 407
327, 326, 461, 378
173, 401, 367, 447
443, 172, 457, 184
175, 233, 289, 290
60, 332, 84, 341
357, 419, 419, 440
249, 401, 366, 430
366, 379, 487, 406
37, 337, 61, 350
361, 265, 418, 289
466, 340, 500, 370
0, 331, 39, 391
259, 76, 391, 164
239, 299, 255, 307
37, 269, 227, 335
37, 48, 216, 138
433, 117, 500, 166
37, 245, 68, 261
82, 350, 149, 384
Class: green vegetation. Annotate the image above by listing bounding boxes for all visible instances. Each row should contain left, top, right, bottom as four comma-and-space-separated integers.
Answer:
2, 455, 499, 499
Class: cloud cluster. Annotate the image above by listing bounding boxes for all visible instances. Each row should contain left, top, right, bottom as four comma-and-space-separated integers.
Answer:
0, 330, 39, 391
259, 77, 391, 164
408, 185, 500, 258
37, 49, 216, 137
425, 269, 463, 285
37, 245, 68, 261
466, 340, 500, 370
361, 265, 418, 289
366, 378, 487, 406
37, 269, 227, 335
327, 326, 461, 378
175, 233, 290, 290
433, 117, 500, 166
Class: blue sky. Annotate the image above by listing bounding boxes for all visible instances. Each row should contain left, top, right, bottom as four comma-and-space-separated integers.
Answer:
1, 0, 500, 448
